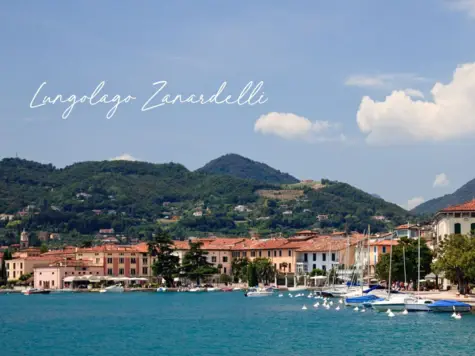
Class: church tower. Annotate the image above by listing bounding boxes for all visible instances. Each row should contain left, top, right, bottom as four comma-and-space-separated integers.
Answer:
20, 229, 29, 249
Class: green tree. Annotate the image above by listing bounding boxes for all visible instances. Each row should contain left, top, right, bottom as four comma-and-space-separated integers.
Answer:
310, 268, 326, 277
432, 234, 475, 294
219, 274, 232, 284
40, 244, 48, 253
0, 257, 7, 285
148, 230, 180, 287
80, 240, 93, 248
375, 237, 432, 285
247, 262, 258, 287
231, 257, 250, 283
253, 258, 276, 285
181, 241, 218, 285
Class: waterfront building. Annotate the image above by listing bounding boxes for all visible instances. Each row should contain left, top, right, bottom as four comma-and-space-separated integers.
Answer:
395, 224, 420, 239
433, 199, 475, 246
6, 256, 58, 281
34, 259, 103, 289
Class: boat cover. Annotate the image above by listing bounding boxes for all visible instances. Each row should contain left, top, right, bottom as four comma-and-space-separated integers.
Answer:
428, 300, 471, 307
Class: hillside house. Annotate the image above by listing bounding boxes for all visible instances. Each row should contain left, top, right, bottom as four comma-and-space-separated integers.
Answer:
433, 200, 475, 246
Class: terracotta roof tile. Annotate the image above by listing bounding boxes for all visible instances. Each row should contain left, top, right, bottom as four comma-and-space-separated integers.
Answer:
395, 224, 418, 230
440, 199, 475, 212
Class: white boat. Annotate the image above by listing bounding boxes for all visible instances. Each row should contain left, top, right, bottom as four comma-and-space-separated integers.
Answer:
99, 284, 124, 293
245, 287, 273, 297
404, 296, 434, 312
288, 286, 307, 292
156, 287, 167, 292
371, 294, 408, 311
206, 287, 219, 292
233, 287, 243, 291
189, 287, 206, 292
23, 288, 50, 295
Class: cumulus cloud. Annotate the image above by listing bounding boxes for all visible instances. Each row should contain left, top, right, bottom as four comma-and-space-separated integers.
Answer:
407, 197, 425, 210
110, 153, 137, 161
403, 88, 424, 98
344, 73, 426, 89
356, 62, 475, 144
254, 112, 344, 142
433, 173, 450, 187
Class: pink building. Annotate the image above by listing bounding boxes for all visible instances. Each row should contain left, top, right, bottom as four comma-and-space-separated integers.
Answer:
34, 260, 103, 289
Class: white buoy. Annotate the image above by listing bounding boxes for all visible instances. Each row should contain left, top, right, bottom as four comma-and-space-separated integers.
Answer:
388, 311, 395, 317
454, 313, 462, 319
313, 302, 319, 308
361, 308, 366, 313
335, 306, 340, 311
278, 294, 283, 297
339, 299, 343, 304
302, 305, 307, 310
354, 306, 359, 311
451, 311, 457, 318
402, 309, 408, 315
386, 309, 392, 314
325, 304, 330, 309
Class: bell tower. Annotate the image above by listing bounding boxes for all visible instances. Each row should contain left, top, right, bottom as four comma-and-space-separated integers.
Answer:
20, 229, 29, 249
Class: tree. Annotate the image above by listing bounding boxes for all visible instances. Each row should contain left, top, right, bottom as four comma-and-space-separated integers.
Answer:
148, 229, 180, 287
40, 244, 48, 253
231, 257, 249, 283
219, 273, 232, 284
181, 241, 218, 286
0, 257, 7, 286
310, 268, 326, 277
432, 234, 475, 294
375, 237, 432, 286
80, 240, 93, 248
253, 258, 276, 285
247, 261, 258, 287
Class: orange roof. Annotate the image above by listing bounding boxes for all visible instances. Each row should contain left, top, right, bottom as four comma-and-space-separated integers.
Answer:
440, 199, 475, 212
371, 240, 399, 246
295, 230, 313, 235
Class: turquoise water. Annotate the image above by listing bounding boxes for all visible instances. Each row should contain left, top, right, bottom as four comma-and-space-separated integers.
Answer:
1, 292, 474, 356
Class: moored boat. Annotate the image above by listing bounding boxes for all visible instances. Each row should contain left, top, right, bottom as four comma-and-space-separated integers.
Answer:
221, 288, 233, 292
345, 294, 384, 307
404, 297, 434, 312
244, 287, 273, 297
99, 284, 124, 293
206, 287, 219, 292
288, 286, 308, 292
427, 300, 471, 312
371, 294, 408, 312
23, 288, 50, 295
189, 287, 206, 292
156, 287, 167, 292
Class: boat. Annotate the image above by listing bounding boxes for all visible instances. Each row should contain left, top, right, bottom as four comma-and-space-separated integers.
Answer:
156, 287, 167, 292
233, 287, 243, 291
99, 284, 124, 293
371, 294, 409, 312
288, 286, 307, 292
206, 287, 219, 292
345, 294, 384, 307
244, 287, 273, 297
427, 300, 471, 312
221, 288, 233, 292
22, 288, 50, 295
404, 296, 434, 312
51, 289, 74, 293
189, 287, 206, 292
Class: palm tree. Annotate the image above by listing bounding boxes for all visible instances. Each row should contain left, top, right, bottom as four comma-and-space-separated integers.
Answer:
281, 262, 288, 273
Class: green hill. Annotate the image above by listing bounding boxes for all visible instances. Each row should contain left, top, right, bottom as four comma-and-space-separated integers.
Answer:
412, 178, 475, 214
197, 153, 299, 184
0, 157, 411, 244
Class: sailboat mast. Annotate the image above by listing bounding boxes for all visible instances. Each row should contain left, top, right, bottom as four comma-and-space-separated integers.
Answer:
367, 224, 371, 283
403, 246, 407, 285
388, 231, 394, 298
418, 228, 421, 294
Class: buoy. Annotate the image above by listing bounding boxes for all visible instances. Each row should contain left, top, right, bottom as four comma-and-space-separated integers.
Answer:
278, 294, 283, 297
388, 311, 395, 317
386, 309, 392, 314
335, 306, 340, 311
302, 305, 307, 310
329, 301, 333, 306
451, 311, 457, 318
314, 302, 320, 307
402, 309, 408, 315
454, 313, 462, 319
354, 306, 359, 311
339, 299, 343, 304
361, 308, 366, 313
325, 304, 330, 309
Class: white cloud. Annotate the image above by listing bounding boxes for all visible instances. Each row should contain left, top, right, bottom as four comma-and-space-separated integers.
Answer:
254, 112, 344, 142
356, 62, 475, 144
344, 73, 426, 89
110, 153, 137, 161
407, 197, 425, 210
403, 88, 424, 98
433, 173, 450, 187
446, 0, 475, 18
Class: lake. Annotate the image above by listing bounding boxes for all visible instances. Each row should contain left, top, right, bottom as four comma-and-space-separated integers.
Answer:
0, 292, 473, 355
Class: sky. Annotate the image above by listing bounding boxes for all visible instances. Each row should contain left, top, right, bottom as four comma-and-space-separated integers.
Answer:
1, 0, 475, 210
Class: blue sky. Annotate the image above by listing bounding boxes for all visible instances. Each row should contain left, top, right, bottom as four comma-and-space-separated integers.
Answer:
1, 0, 475, 209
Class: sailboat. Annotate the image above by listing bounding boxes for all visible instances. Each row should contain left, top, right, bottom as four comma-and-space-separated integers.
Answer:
371, 231, 409, 312
404, 232, 433, 311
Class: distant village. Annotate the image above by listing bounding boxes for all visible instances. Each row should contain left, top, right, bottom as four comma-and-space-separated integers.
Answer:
1, 199, 473, 290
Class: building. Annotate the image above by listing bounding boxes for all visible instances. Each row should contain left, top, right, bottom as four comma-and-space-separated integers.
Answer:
6, 256, 58, 281
12, 247, 42, 259
34, 259, 103, 289
20, 229, 29, 249
433, 199, 475, 246
395, 224, 420, 239
368, 239, 399, 275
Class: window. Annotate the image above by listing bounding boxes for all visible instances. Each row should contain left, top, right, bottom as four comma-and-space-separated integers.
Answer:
13, 271, 16, 278
107, 268, 113, 275
223, 267, 227, 274
222, 256, 228, 263
120, 253, 124, 256
142, 258, 148, 265
288, 250, 292, 257
107, 258, 112, 264
259, 251, 262, 257
119, 268, 124, 275
279, 250, 282, 257
95, 253, 99, 256
251, 251, 256, 257
39, 280, 42, 286
13, 263, 15, 269
288, 263, 291, 272
242, 252, 247, 257
332, 253, 336, 262
131, 253, 136, 256
211, 256, 217, 263
455, 213, 461, 218
304, 253, 308, 262
382, 247, 386, 253
232, 252, 239, 258
131, 258, 136, 264
131, 268, 136, 275
322, 253, 326, 262
267, 251, 271, 257
96, 258, 100, 264
52, 272, 54, 275
20, 263, 23, 269
322, 265, 326, 272
142, 267, 148, 275
313, 264, 316, 270
455, 223, 461, 234
313, 253, 316, 261
274, 250, 277, 257
52, 280, 54, 287
471, 223, 475, 234
119, 258, 124, 264
373, 246, 376, 253
65, 272, 68, 275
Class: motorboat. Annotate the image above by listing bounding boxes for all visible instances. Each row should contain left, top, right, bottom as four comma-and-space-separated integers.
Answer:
99, 284, 124, 293
244, 287, 273, 297
206, 287, 219, 292
156, 287, 167, 292
233, 287, 243, 291
404, 296, 434, 312
345, 294, 384, 307
189, 287, 206, 292
427, 300, 471, 312
23, 288, 50, 295
221, 288, 233, 292
288, 286, 308, 292
371, 294, 409, 312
